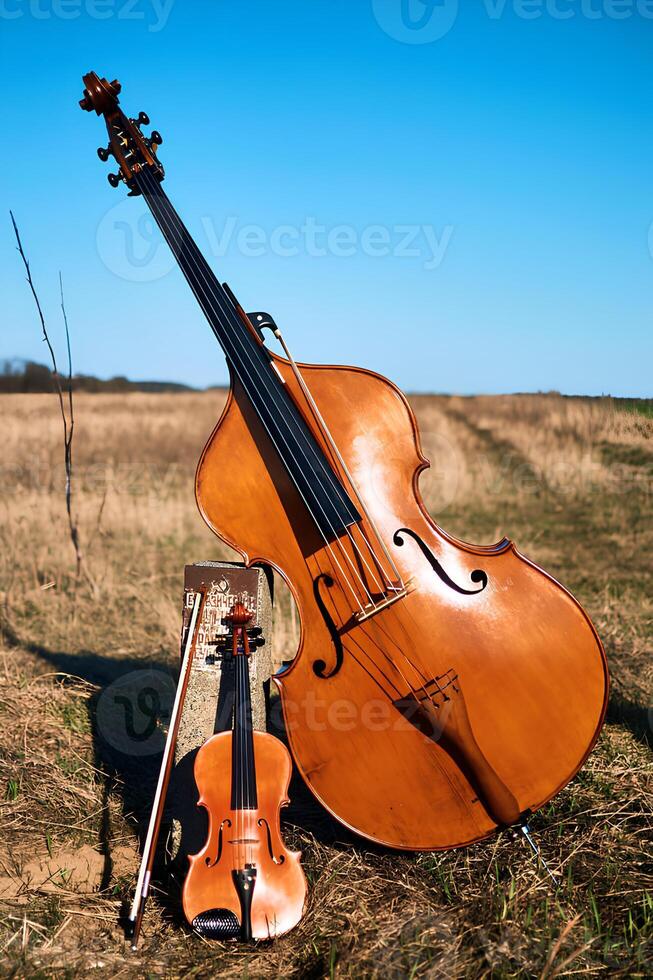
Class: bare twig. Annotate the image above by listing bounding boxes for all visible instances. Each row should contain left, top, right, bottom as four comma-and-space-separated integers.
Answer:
58, 273, 84, 581
10, 212, 96, 595
539, 914, 582, 980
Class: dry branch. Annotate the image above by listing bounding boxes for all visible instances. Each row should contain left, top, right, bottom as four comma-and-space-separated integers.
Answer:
10, 212, 96, 594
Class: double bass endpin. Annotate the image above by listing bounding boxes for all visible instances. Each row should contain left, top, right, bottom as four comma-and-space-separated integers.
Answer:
517, 822, 560, 889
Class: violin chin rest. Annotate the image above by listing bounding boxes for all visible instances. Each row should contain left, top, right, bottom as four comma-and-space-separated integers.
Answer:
192, 908, 241, 939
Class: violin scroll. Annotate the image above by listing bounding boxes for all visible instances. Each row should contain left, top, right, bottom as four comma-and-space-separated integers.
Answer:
79, 73, 121, 114
227, 601, 253, 630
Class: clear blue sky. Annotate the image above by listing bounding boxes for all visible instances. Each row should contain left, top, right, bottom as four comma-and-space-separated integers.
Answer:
2, 1, 651, 396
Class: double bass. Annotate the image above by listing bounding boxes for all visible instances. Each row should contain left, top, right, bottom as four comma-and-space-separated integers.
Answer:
81, 73, 609, 851
183, 602, 306, 940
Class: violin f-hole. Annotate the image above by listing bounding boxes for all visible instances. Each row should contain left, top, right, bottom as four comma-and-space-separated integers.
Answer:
205, 818, 231, 868
257, 817, 286, 865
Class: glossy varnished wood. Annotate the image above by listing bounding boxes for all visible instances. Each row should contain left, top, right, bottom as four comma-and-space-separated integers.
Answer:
196, 357, 609, 850
182, 730, 306, 939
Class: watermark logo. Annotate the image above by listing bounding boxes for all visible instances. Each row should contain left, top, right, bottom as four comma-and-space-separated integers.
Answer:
359, 429, 464, 516
96, 197, 176, 282
95, 668, 175, 756
372, 0, 459, 43
646, 219, 653, 264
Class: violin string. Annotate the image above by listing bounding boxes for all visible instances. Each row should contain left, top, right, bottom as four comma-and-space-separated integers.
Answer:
349, 614, 427, 698
242, 634, 249, 869
334, 599, 477, 814
243, 625, 253, 870
240, 635, 247, 869
239, 627, 245, 871
249, 633, 254, 869
138, 169, 392, 612
237, 627, 242, 869
232, 621, 238, 874
138, 171, 369, 612
139, 170, 435, 699
235, 625, 241, 873
242, 641, 247, 869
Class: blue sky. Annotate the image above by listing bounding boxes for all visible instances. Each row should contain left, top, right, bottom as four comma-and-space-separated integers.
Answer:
1, 1, 651, 395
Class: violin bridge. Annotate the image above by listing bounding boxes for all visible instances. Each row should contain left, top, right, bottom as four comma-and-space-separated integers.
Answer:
352, 578, 416, 624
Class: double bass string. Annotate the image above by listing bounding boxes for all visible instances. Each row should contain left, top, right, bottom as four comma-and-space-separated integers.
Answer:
309, 551, 430, 704
138, 169, 432, 700
271, 326, 405, 592
141, 168, 433, 702
138, 177, 371, 612
138, 168, 396, 610
138, 177, 372, 614
137, 170, 379, 610
141, 168, 433, 706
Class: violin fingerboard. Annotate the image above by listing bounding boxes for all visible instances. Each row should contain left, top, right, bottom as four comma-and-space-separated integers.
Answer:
167, 561, 274, 866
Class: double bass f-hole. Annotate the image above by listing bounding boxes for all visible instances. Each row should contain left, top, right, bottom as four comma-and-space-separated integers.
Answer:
393, 528, 489, 595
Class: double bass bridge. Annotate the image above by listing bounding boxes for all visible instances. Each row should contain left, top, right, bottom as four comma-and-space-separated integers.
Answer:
351, 578, 416, 625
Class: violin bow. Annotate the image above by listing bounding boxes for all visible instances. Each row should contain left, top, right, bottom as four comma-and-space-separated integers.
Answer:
128, 589, 206, 950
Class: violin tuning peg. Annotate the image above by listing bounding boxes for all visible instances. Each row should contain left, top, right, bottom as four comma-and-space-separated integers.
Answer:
97, 146, 111, 162
107, 172, 122, 187
137, 111, 150, 126
150, 130, 163, 146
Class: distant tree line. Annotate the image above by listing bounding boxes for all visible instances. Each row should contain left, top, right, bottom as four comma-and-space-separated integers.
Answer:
0, 359, 197, 394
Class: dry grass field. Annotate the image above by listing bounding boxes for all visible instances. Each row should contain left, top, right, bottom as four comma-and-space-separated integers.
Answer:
0, 389, 651, 978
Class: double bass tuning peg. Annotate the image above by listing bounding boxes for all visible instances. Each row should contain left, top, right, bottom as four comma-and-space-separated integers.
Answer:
137, 111, 150, 126
97, 146, 111, 162
107, 172, 122, 188
150, 130, 163, 146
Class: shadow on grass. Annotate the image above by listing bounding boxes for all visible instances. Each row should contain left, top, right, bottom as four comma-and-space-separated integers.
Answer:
0, 616, 374, 936
0, 615, 180, 927
606, 692, 651, 747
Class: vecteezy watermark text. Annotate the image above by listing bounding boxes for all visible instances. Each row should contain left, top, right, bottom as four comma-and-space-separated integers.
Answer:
0, 0, 174, 31
201, 216, 453, 269
96, 198, 454, 282
373, 0, 653, 44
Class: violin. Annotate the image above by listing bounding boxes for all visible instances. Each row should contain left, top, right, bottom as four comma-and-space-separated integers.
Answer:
183, 602, 306, 940
81, 73, 609, 851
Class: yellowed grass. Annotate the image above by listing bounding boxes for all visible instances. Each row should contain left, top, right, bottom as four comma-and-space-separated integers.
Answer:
0, 390, 651, 977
